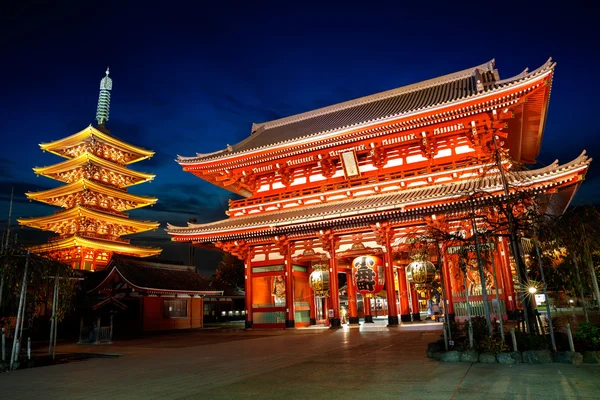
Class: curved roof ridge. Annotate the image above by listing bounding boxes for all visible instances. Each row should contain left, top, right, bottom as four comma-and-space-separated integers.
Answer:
494, 58, 554, 86
255, 60, 495, 133
178, 58, 554, 165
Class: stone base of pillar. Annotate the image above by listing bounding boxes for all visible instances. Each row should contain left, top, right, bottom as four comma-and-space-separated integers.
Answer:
400, 314, 412, 322
348, 316, 360, 325
364, 315, 374, 323
412, 313, 421, 321
285, 319, 295, 328
387, 315, 399, 326
329, 318, 341, 328
245, 321, 253, 329
309, 318, 317, 325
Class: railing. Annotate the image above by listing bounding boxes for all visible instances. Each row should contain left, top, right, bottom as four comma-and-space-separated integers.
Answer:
78, 326, 112, 344
453, 288, 503, 298
48, 233, 131, 244
453, 299, 506, 317
229, 158, 481, 209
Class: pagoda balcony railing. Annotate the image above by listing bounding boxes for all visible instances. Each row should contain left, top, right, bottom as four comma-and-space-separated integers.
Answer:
229, 158, 481, 209
49, 233, 130, 244
52, 206, 128, 218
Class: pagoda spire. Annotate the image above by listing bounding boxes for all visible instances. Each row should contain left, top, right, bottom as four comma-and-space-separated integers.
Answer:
96, 67, 112, 128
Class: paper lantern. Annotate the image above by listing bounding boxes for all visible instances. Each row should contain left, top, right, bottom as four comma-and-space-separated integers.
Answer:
352, 255, 385, 297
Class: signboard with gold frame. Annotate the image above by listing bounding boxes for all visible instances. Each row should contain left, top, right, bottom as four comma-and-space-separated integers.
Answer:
340, 150, 360, 179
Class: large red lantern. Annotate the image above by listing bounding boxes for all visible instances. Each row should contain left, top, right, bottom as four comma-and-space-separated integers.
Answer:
352, 255, 385, 297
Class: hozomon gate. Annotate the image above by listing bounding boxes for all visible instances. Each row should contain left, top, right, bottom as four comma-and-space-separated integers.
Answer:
167, 59, 590, 328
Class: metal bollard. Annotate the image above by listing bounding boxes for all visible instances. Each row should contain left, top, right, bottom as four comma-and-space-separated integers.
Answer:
510, 328, 518, 352
566, 323, 575, 352
443, 323, 449, 351
27, 337, 31, 360
1, 327, 5, 362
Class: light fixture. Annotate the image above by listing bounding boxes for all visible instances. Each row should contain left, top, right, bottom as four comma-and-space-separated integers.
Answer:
528, 286, 537, 294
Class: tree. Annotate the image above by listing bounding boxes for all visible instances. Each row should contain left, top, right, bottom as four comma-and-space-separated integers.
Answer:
1, 245, 76, 369
214, 252, 244, 290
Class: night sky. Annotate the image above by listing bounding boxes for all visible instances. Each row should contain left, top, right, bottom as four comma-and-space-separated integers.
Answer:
1, 1, 598, 276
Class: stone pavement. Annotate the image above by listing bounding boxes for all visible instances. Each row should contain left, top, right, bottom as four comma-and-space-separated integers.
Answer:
1, 327, 598, 399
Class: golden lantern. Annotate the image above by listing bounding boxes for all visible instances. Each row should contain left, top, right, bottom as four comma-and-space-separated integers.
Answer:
406, 258, 437, 286
309, 263, 330, 297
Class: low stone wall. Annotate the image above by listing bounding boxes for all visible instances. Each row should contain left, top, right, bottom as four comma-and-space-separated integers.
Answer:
428, 343, 600, 365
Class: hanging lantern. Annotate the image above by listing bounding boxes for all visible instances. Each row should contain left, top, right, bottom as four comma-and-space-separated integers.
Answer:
352, 255, 385, 297
406, 258, 437, 286
309, 263, 330, 297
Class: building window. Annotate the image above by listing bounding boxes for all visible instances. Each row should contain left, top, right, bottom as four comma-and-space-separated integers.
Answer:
163, 299, 188, 318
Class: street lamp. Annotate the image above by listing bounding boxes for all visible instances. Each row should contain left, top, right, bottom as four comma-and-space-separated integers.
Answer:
528, 286, 537, 294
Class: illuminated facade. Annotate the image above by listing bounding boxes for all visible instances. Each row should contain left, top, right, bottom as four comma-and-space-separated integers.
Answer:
167, 59, 590, 328
19, 70, 161, 270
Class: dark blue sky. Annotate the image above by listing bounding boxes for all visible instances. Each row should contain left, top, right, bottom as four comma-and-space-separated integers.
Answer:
1, 1, 598, 275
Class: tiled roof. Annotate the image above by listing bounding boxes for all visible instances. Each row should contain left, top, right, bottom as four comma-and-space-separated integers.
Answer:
167, 152, 590, 240
89, 255, 223, 295
179, 58, 554, 163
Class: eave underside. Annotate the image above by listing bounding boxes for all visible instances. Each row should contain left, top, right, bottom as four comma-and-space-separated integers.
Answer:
168, 153, 590, 243
40, 125, 155, 164
27, 235, 162, 258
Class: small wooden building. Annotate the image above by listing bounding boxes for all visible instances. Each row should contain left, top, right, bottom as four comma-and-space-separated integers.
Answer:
84, 255, 223, 338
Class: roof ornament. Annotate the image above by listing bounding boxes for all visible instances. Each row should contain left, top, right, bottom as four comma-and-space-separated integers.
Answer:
96, 67, 113, 127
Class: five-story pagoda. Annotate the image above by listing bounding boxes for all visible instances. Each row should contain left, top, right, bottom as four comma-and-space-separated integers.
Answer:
19, 69, 162, 271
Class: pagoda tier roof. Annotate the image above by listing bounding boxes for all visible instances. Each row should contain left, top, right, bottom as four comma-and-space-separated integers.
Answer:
178, 58, 554, 165
26, 235, 162, 258
88, 254, 223, 296
167, 152, 590, 242
24, 178, 158, 211
40, 125, 155, 164
18, 205, 159, 233
33, 151, 155, 187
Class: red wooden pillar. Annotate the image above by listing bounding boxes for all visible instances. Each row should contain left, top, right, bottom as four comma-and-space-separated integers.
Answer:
363, 296, 373, 323
284, 248, 295, 328
411, 285, 421, 321
442, 257, 455, 319
499, 238, 516, 312
383, 243, 399, 326
244, 253, 253, 329
329, 258, 341, 328
398, 266, 411, 322
308, 266, 316, 325
328, 238, 341, 328
346, 271, 359, 324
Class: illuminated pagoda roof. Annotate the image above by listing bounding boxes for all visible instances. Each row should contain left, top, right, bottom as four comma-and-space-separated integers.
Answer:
167, 152, 590, 242
26, 235, 162, 258
24, 178, 158, 211
40, 125, 154, 164
88, 255, 223, 296
18, 205, 159, 234
33, 151, 155, 187
178, 58, 555, 167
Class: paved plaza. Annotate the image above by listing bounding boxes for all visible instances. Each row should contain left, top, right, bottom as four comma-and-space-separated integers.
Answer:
1, 324, 598, 399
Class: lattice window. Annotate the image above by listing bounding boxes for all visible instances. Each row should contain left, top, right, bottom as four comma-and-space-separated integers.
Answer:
163, 299, 188, 318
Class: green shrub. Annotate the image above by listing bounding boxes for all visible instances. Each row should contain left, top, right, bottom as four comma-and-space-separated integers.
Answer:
514, 329, 549, 351
573, 322, 600, 351
462, 316, 488, 342
477, 336, 509, 354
